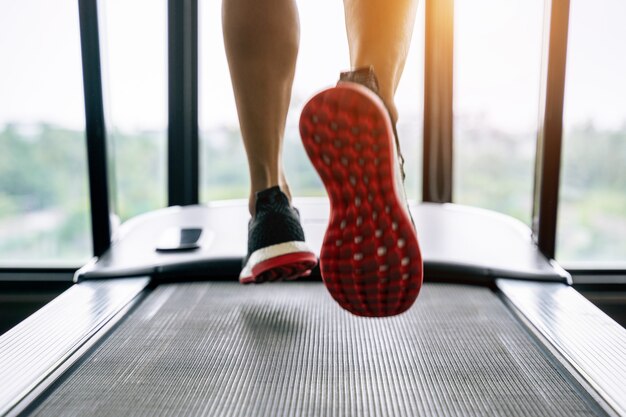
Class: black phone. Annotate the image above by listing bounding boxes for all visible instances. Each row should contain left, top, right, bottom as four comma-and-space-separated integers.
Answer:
155, 228, 203, 252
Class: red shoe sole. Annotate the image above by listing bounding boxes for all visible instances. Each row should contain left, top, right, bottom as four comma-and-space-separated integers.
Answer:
299, 83, 423, 317
240, 251, 318, 284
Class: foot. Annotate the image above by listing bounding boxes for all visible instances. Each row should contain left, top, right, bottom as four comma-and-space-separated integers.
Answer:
240, 186, 318, 284
299, 67, 423, 317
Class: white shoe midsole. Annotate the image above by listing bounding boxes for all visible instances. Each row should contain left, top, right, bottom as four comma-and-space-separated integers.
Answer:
239, 241, 314, 279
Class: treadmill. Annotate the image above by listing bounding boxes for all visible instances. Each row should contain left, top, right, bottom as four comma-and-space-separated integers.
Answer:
1, 0, 625, 415
1, 200, 625, 417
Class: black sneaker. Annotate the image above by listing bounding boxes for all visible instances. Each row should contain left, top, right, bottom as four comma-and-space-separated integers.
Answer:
239, 186, 318, 284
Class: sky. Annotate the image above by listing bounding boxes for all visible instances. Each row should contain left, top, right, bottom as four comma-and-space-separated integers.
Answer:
0, 0, 625, 132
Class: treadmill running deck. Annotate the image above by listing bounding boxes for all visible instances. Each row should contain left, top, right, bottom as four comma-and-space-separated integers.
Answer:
27, 283, 602, 417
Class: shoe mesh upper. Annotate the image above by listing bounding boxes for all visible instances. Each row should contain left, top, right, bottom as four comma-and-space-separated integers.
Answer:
246, 186, 306, 259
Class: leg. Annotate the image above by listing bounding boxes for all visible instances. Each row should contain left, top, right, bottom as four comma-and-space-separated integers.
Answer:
222, 0, 300, 214
343, 0, 418, 122
224, 0, 316, 284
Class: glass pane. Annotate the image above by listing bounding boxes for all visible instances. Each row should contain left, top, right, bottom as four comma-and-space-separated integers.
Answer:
453, 0, 544, 223
99, 0, 167, 223
0, 0, 91, 264
558, 0, 626, 266
200, 1, 423, 202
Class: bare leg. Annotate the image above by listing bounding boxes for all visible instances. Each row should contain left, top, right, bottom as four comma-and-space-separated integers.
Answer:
343, 0, 418, 122
222, 0, 300, 214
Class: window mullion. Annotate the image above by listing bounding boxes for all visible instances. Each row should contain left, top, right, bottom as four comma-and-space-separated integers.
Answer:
78, 0, 112, 257
532, 0, 571, 258
422, 0, 454, 203
167, 0, 199, 206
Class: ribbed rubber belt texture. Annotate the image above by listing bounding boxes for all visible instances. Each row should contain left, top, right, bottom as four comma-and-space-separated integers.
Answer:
28, 283, 600, 417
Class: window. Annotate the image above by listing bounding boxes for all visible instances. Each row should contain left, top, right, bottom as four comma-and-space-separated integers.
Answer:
453, 0, 544, 223
0, 0, 91, 264
199, 0, 424, 202
99, 0, 168, 223
558, 0, 626, 266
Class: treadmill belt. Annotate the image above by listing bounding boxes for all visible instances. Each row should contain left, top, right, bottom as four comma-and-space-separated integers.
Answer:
28, 283, 600, 417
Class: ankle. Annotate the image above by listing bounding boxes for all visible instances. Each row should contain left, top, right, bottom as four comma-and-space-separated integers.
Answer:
248, 180, 292, 215
377, 85, 398, 123
341, 66, 398, 123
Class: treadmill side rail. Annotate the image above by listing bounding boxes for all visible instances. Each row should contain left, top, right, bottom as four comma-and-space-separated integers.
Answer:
498, 279, 626, 417
0, 277, 149, 417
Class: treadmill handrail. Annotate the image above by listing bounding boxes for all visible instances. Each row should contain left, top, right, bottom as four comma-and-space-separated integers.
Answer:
0, 278, 149, 417
498, 279, 626, 417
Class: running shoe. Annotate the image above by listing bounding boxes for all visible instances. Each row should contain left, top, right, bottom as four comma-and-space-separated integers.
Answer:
240, 186, 318, 284
299, 67, 423, 317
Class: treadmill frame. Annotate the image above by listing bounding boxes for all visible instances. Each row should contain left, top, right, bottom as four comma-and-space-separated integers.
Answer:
1, 277, 625, 417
